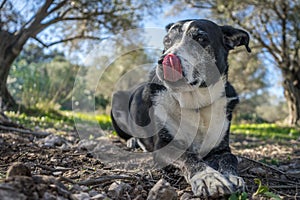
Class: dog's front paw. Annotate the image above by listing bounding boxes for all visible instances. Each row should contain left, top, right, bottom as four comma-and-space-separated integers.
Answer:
227, 174, 245, 192
190, 168, 234, 198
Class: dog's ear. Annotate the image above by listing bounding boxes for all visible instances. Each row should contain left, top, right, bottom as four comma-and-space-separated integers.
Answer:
165, 23, 174, 32
221, 26, 251, 53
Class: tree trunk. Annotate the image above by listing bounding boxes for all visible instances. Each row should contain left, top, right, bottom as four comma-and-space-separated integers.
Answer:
282, 67, 300, 126
0, 64, 17, 110
0, 30, 27, 110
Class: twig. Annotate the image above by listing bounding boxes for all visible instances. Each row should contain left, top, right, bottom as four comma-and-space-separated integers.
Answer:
0, 124, 50, 137
36, 164, 56, 172
241, 174, 257, 178
239, 156, 286, 175
77, 175, 137, 186
36, 164, 72, 172
267, 178, 300, 185
270, 185, 299, 189
274, 189, 300, 199
58, 176, 76, 184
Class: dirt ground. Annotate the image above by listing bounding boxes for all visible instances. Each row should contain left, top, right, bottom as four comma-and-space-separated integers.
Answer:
0, 129, 299, 200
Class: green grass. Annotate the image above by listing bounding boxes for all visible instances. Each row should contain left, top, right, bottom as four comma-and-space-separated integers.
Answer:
5, 109, 300, 141
4, 110, 113, 132
71, 112, 112, 130
231, 123, 300, 140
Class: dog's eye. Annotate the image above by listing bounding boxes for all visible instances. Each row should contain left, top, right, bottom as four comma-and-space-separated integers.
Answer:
193, 31, 209, 46
163, 36, 172, 46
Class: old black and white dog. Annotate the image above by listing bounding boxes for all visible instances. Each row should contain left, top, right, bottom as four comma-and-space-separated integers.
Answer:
111, 19, 251, 198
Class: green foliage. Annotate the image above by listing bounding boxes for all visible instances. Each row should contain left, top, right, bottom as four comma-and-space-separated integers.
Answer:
8, 45, 80, 110
4, 110, 112, 132
253, 178, 281, 200
231, 123, 300, 140
229, 192, 248, 200
233, 92, 289, 124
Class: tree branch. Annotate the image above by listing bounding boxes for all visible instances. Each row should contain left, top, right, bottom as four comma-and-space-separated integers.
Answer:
33, 35, 105, 48
184, 0, 214, 9
258, 13, 281, 54
47, 0, 67, 14
0, 124, 50, 138
0, 0, 7, 10
30, 0, 54, 25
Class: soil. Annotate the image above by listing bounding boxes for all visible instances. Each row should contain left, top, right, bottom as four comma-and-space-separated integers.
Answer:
0, 128, 299, 200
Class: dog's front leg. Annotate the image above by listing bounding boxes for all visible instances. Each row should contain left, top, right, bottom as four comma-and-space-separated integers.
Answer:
176, 152, 237, 198
211, 152, 245, 193
153, 135, 237, 198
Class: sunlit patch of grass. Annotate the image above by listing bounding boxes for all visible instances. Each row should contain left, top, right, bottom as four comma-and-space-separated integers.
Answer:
70, 112, 112, 130
231, 123, 300, 140
5, 110, 113, 132
5, 110, 74, 131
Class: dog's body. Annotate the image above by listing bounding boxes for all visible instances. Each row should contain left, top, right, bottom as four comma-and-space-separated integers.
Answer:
111, 19, 250, 198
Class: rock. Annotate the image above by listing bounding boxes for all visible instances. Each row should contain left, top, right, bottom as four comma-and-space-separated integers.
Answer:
6, 162, 31, 178
147, 179, 177, 200
77, 139, 98, 151
91, 193, 111, 200
133, 185, 144, 196
0, 184, 26, 200
88, 189, 99, 197
73, 192, 90, 200
42, 134, 65, 147
80, 185, 89, 191
107, 181, 131, 199
43, 191, 57, 200
71, 184, 83, 192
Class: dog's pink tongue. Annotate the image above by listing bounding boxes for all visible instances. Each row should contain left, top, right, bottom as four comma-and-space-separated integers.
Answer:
162, 54, 183, 82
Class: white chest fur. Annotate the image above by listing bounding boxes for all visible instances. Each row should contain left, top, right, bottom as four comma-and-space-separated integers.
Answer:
153, 79, 229, 158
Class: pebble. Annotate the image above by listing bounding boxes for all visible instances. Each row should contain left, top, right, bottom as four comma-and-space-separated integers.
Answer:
107, 181, 131, 199
43, 192, 57, 200
71, 184, 82, 192
6, 162, 31, 178
91, 193, 111, 200
88, 189, 99, 197
73, 192, 90, 200
147, 179, 177, 200
77, 139, 98, 151
43, 134, 65, 147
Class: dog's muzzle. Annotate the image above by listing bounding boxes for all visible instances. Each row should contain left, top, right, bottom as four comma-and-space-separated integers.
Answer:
162, 54, 183, 82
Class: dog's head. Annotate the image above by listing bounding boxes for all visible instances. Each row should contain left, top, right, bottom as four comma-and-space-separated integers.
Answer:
156, 19, 250, 91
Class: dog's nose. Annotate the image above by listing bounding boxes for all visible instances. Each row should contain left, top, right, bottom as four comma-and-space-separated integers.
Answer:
158, 56, 164, 64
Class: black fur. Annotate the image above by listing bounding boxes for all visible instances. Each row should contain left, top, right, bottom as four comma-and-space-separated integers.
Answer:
111, 19, 250, 198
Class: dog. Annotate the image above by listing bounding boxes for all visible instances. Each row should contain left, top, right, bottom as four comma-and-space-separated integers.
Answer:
111, 19, 251, 198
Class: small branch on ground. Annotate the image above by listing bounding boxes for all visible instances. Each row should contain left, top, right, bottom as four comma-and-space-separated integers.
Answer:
77, 175, 138, 186
240, 156, 286, 175
0, 111, 50, 137
0, 124, 51, 137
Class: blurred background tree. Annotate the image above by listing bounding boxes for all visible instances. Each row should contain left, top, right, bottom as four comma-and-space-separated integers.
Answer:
8, 44, 80, 110
0, 0, 161, 110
